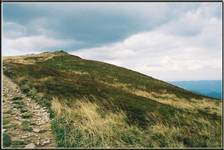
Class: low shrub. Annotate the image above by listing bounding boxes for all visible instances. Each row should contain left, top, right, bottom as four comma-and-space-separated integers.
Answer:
20, 108, 28, 113
12, 100, 24, 105
21, 112, 32, 119
12, 96, 23, 101
20, 83, 31, 93
21, 120, 32, 132
13, 104, 23, 109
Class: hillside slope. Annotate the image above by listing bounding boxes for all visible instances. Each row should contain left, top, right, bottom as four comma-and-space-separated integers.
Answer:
3, 51, 222, 148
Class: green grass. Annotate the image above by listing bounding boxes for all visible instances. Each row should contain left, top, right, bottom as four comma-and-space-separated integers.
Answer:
11, 140, 27, 148
11, 140, 26, 146
3, 51, 222, 148
3, 132, 11, 147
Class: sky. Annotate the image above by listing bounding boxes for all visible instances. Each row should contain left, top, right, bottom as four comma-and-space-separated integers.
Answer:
2, 2, 222, 81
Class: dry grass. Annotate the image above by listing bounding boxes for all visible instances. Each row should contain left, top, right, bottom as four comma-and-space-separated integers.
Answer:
151, 96, 195, 111
70, 101, 127, 147
102, 81, 194, 110
50, 95, 222, 148
3, 52, 66, 65
52, 97, 220, 148
101, 81, 221, 115
51, 97, 144, 147
144, 123, 184, 147
38, 76, 54, 82
72, 71, 89, 75
51, 97, 63, 117
191, 98, 221, 115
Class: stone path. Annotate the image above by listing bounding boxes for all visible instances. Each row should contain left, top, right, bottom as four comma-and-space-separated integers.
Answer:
3, 75, 55, 148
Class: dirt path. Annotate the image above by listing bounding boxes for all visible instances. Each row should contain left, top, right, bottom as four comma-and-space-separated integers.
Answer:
3, 75, 55, 148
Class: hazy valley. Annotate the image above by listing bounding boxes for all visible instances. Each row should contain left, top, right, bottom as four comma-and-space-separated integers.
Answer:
171, 80, 222, 100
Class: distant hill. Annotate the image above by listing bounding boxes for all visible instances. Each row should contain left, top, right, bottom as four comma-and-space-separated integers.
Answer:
170, 80, 222, 100
3, 51, 221, 148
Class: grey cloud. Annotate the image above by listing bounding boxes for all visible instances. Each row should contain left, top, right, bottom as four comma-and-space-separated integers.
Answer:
3, 3, 203, 50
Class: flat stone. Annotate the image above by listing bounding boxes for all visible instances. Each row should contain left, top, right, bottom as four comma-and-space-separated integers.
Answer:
27, 132, 33, 136
33, 128, 40, 133
36, 141, 40, 146
15, 117, 20, 120
25, 143, 36, 148
21, 135, 28, 139
34, 106, 40, 109
41, 139, 51, 146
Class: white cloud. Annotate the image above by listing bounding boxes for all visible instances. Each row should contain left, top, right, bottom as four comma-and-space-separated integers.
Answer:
71, 5, 221, 81
3, 22, 27, 38
3, 34, 77, 56
3, 20, 81, 56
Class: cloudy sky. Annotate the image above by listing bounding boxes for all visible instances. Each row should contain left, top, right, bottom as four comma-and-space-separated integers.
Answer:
3, 2, 222, 81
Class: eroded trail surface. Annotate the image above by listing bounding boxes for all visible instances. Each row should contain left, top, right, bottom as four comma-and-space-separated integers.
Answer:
3, 75, 55, 148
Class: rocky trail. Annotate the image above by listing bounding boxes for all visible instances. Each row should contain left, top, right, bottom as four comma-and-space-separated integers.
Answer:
3, 75, 55, 148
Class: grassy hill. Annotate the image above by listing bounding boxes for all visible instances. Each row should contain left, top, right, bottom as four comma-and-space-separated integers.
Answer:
3, 51, 222, 148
